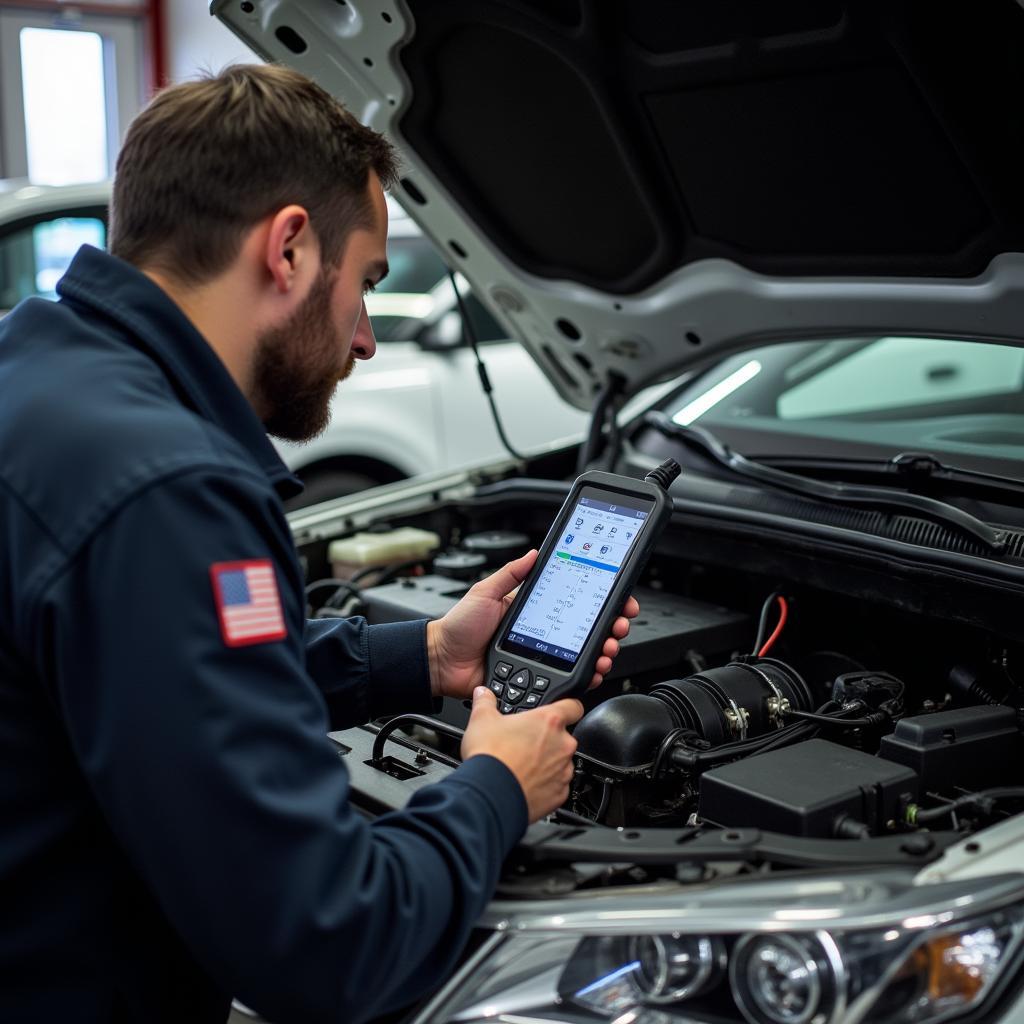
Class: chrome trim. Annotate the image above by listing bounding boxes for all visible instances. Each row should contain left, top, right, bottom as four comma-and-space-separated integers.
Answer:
479, 871, 1024, 936
409, 931, 506, 1024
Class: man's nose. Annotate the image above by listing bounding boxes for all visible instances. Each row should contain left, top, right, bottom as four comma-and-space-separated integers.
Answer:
351, 301, 377, 360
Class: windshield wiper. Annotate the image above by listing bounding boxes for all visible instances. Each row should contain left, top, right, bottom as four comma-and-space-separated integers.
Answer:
643, 411, 1007, 552
757, 452, 1024, 501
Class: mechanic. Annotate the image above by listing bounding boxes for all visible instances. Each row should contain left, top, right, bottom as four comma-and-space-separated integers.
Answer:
0, 64, 637, 1023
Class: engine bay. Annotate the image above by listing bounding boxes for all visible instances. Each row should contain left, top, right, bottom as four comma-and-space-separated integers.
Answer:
295, 470, 1024, 865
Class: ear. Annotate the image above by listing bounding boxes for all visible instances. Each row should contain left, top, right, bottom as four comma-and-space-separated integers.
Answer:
263, 205, 317, 294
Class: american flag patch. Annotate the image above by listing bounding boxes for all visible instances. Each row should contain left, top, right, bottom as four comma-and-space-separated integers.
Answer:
210, 560, 287, 647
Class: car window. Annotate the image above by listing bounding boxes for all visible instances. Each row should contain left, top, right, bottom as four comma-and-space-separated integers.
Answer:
0, 213, 105, 308
376, 236, 446, 294
663, 335, 1024, 471
778, 337, 1024, 419
367, 234, 507, 345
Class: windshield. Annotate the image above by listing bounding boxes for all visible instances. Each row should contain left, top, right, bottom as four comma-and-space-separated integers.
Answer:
661, 336, 1024, 478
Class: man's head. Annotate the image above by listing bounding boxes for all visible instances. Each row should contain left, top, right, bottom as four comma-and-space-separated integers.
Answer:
109, 64, 397, 441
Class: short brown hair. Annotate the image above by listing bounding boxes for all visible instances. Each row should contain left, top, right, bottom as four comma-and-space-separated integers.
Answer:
109, 64, 397, 284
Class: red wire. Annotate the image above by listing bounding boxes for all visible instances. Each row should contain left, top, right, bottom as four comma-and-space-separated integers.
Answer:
757, 596, 788, 657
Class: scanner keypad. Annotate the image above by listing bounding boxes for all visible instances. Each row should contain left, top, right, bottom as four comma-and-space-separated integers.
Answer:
491, 664, 559, 713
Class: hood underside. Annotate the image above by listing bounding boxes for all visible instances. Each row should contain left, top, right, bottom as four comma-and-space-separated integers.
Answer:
215, 0, 1024, 408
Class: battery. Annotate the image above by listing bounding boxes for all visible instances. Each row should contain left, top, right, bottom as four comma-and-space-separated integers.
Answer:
361, 575, 750, 682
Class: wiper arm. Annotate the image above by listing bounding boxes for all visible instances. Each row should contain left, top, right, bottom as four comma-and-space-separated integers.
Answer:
644, 412, 1007, 552
759, 451, 1024, 501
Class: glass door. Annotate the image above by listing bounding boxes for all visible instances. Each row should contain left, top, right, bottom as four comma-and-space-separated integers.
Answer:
0, 7, 144, 183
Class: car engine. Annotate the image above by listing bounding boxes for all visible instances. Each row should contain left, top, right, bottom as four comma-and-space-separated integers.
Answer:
299, 485, 1024, 851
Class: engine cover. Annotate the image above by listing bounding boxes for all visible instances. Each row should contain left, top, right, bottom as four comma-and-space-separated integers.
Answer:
698, 739, 919, 839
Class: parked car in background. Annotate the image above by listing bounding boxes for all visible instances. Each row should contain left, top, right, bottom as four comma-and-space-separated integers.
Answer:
0, 180, 108, 309
0, 182, 587, 506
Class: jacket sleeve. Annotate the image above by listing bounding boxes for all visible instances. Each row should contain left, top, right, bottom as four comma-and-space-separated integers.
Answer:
27, 465, 527, 1024
303, 616, 435, 729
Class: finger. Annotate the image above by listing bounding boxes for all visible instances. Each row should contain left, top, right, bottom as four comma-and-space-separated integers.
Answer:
548, 698, 585, 726
589, 672, 603, 689
610, 616, 631, 640
470, 685, 498, 716
622, 596, 640, 618
602, 637, 620, 659
594, 655, 613, 677
472, 549, 538, 601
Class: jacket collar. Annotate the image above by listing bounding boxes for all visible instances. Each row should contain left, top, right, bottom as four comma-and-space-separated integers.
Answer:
58, 246, 303, 501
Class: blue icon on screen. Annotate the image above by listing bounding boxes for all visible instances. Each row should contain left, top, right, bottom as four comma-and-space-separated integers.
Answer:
565, 533, 574, 544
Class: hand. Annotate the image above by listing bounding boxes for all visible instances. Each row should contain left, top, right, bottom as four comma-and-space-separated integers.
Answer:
426, 550, 640, 701
461, 686, 583, 822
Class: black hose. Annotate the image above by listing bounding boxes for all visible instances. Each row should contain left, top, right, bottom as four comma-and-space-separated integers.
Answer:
576, 373, 626, 474
783, 706, 889, 728
371, 714, 464, 768
350, 556, 435, 587
669, 720, 815, 771
911, 787, 1024, 826
305, 577, 362, 610
552, 807, 607, 828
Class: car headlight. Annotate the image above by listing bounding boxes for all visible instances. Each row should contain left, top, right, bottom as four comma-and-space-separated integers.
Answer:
418, 872, 1024, 1024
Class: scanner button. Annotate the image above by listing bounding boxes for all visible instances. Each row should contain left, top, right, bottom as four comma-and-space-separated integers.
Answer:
533, 676, 550, 692
494, 662, 513, 680
511, 669, 531, 690
488, 679, 505, 698
524, 693, 541, 707
504, 685, 525, 704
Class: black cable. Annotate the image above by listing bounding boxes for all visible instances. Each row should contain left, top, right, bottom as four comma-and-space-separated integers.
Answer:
350, 556, 435, 587
669, 720, 814, 771
576, 373, 626, 474
552, 806, 607, 828
652, 727, 689, 777
305, 578, 362, 611
751, 721, 820, 756
305, 578, 349, 601
911, 787, 1024, 826
783, 705, 889, 728
668, 700, 839, 771
752, 591, 783, 655
447, 269, 526, 462
371, 713, 464, 767
594, 781, 612, 824
644, 459, 681, 491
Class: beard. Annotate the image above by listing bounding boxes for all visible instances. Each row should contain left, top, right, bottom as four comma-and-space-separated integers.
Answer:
252, 269, 356, 443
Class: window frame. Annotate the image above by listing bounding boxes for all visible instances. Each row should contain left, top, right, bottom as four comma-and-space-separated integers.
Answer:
0, 4, 148, 181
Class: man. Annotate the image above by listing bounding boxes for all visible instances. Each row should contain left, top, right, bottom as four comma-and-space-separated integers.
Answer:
0, 65, 637, 1023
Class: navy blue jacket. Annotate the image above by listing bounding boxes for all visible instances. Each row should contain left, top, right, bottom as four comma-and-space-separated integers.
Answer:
0, 246, 527, 1023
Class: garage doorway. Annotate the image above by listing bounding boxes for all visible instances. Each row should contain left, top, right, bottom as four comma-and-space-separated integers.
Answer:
0, 4, 147, 183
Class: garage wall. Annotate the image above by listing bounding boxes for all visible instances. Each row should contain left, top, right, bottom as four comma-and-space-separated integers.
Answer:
164, 1, 258, 84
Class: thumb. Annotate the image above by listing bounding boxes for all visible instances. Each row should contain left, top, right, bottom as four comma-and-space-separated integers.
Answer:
473, 549, 538, 601
470, 685, 499, 716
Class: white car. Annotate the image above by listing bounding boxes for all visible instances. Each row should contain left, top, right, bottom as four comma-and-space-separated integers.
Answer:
0, 182, 587, 505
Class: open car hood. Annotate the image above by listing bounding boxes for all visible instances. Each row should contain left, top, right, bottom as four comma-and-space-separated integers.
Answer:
213, 1, 1024, 410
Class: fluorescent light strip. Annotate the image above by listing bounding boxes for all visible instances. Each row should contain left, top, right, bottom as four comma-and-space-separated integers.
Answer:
672, 359, 762, 426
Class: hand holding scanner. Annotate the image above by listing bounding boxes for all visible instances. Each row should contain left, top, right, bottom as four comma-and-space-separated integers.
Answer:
485, 461, 679, 712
